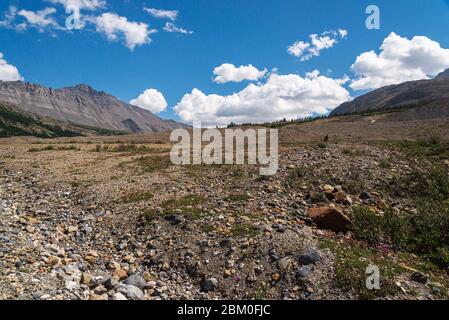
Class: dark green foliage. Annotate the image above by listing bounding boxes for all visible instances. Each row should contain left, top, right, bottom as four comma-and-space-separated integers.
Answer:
351, 164, 449, 267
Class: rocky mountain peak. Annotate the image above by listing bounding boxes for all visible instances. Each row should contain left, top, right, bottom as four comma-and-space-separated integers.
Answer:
436, 68, 449, 79
66, 84, 106, 96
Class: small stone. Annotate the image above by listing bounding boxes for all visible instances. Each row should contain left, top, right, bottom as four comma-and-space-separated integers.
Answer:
277, 256, 293, 272
166, 214, 185, 225
32, 291, 44, 299
67, 225, 78, 233
296, 265, 313, 279
89, 293, 107, 300
360, 191, 373, 201
81, 272, 93, 285
411, 271, 429, 284
298, 248, 321, 265
94, 284, 107, 295
161, 262, 170, 271
113, 269, 128, 280
271, 273, 281, 282
104, 277, 118, 290
143, 271, 152, 282
145, 281, 157, 289
223, 269, 232, 278
201, 277, 218, 292
108, 261, 121, 270
124, 274, 146, 290
123, 255, 134, 263
47, 256, 61, 266
27, 217, 39, 225
120, 285, 144, 299
334, 191, 347, 202
112, 292, 127, 300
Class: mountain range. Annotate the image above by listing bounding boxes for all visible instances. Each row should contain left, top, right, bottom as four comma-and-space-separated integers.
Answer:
0, 81, 187, 135
331, 69, 449, 119
2, 67, 449, 138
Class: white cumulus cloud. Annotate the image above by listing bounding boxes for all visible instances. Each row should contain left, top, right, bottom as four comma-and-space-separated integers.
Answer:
288, 29, 348, 62
0, 53, 23, 81
174, 70, 351, 127
213, 63, 267, 84
130, 88, 168, 113
350, 32, 449, 90
17, 7, 60, 32
144, 7, 178, 21
46, 0, 106, 11
94, 13, 156, 50
163, 22, 193, 34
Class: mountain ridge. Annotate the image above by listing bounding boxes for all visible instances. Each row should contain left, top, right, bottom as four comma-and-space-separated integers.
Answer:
0, 81, 188, 133
330, 69, 449, 119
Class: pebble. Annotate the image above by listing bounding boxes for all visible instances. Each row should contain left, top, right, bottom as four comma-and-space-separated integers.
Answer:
124, 274, 146, 290
201, 277, 218, 292
298, 248, 321, 265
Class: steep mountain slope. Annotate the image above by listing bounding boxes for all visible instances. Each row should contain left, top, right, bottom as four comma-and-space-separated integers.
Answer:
331, 69, 449, 119
0, 81, 188, 133
0, 102, 127, 138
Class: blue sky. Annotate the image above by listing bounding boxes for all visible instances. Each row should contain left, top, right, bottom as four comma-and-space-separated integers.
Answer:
1, 0, 449, 125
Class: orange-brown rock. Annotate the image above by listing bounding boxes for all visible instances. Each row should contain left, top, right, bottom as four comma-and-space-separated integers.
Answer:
308, 207, 351, 233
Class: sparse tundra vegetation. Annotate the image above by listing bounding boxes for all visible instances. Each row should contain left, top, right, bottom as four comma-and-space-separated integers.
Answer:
1, 112, 449, 300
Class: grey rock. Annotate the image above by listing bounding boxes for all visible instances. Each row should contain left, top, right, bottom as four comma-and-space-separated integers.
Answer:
298, 248, 321, 265
119, 285, 144, 299
112, 292, 127, 300
296, 265, 313, 279
411, 271, 429, 284
359, 191, 373, 201
124, 274, 146, 290
201, 277, 218, 292
277, 256, 294, 272
166, 214, 185, 225
104, 277, 119, 290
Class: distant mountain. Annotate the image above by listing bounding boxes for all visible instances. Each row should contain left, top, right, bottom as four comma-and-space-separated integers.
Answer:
0, 81, 188, 133
0, 102, 127, 138
330, 69, 449, 119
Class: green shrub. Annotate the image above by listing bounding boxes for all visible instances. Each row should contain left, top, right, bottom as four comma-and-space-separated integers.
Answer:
352, 163, 449, 268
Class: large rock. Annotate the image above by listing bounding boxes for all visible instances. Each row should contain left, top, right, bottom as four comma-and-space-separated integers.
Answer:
308, 207, 351, 232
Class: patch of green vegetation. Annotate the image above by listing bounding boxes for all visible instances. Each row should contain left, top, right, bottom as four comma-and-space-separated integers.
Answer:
0, 104, 83, 138
140, 194, 210, 221
225, 193, 251, 202
394, 137, 449, 160
342, 148, 365, 156
351, 163, 449, 268
162, 194, 206, 208
254, 283, 269, 300
28, 145, 78, 152
286, 166, 310, 189
319, 238, 401, 299
200, 224, 216, 233
350, 206, 408, 250
69, 123, 127, 136
133, 155, 172, 173
317, 142, 327, 149
231, 223, 259, 237
94, 144, 170, 154
0, 103, 128, 138
379, 159, 392, 169
120, 191, 154, 204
